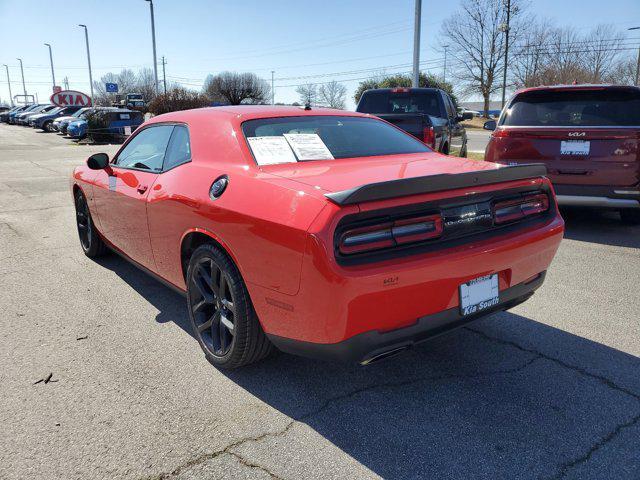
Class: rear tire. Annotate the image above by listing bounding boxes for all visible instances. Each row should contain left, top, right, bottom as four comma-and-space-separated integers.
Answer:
186, 243, 273, 369
43, 120, 54, 132
620, 209, 640, 225
74, 189, 108, 258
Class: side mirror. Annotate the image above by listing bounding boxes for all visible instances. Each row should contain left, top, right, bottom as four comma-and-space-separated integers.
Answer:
87, 152, 110, 170
483, 120, 497, 131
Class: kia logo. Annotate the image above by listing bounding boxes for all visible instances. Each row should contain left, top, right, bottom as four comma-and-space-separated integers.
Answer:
568, 132, 586, 137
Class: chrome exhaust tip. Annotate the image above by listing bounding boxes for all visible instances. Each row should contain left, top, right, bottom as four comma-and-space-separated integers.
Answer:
360, 345, 410, 365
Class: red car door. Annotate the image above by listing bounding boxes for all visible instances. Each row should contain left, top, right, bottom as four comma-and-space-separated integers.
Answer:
92, 125, 175, 270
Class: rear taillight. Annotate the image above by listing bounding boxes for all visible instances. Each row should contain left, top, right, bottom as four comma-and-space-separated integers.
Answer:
493, 193, 549, 224
391, 87, 410, 93
339, 214, 443, 255
422, 126, 436, 149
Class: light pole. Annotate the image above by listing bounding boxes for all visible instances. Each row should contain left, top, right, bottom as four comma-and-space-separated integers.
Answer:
161, 56, 167, 94
44, 43, 56, 90
16, 58, 26, 98
78, 25, 94, 102
3, 64, 13, 106
412, 0, 422, 87
271, 71, 275, 105
629, 27, 640, 86
443, 45, 449, 83
500, 0, 512, 108
145, 0, 159, 94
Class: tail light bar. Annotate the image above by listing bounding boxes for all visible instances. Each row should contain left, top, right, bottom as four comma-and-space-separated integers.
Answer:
339, 214, 443, 255
391, 87, 410, 93
423, 126, 436, 149
493, 193, 549, 224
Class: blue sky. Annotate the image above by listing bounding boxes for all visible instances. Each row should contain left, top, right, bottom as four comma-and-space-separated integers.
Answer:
1, 0, 639, 109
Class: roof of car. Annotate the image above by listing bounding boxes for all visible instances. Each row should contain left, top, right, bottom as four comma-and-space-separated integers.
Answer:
148, 105, 367, 124
515, 84, 640, 95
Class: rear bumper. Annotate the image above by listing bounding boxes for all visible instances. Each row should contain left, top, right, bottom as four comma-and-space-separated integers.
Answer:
267, 272, 546, 363
554, 184, 640, 209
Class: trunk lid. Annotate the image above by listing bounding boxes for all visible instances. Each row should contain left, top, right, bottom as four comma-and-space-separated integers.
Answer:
493, 86, 640, 187
262, 153, 513, 195
493, 127, 640, 187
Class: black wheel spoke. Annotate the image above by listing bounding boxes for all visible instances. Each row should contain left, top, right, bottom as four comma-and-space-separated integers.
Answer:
198, 314, 215, 333
220, 312, 235, 336
220, 298, 235, 315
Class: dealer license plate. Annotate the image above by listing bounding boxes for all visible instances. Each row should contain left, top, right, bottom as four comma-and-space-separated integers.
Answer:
560, 140, 590, 155
459, 274, 499, 316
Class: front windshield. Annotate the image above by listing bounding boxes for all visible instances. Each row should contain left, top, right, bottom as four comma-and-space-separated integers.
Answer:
73, 108, 89, 118
242, 115, 429, 166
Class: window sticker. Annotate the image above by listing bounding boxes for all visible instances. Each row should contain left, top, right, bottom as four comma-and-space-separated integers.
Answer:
247, 136, 297, 165
284, 133, 334, 161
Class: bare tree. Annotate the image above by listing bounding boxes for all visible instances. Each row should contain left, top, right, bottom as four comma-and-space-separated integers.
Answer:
318, 81, 347, 109
92, 69, 140, 106
203, 72, 270, 105
440, 0, 525, 117
510, 19, 555, 87
136, 68, 157, 103
295, 83, 317, 106
511, 23, 629, 87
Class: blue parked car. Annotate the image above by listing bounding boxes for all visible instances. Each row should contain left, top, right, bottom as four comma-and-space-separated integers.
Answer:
67, 109, 144, 141
66, 119, 89, 139
7, 104, 41, 124
31, 106, 83, 131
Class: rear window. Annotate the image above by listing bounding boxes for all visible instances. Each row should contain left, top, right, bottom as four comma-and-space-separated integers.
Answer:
242, 116, 429, 165
502, 88, 640, 127
357, 90, 442, 117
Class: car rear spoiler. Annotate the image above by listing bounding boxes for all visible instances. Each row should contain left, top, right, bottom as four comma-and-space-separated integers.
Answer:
324, 164, 548, 206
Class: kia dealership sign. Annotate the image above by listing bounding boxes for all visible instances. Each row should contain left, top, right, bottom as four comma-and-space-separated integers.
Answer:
50, 90, 92, 107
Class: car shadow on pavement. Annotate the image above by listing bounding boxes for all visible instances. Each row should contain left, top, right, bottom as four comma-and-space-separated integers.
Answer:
98, 255, 640, 479
561, 207, 640, 248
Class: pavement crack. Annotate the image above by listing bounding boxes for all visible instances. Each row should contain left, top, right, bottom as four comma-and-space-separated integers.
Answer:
465, 326, 640, 401
144, 356, 540, 480
547, 411, 640, 480
226, 450, 285, 480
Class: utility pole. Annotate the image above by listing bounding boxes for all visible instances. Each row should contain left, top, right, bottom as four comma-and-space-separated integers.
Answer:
3, 65, 13, 106
161, 56, 167, 94
44, 43, 56, 89
16, 58, 27, 97
78, 25, 94, 102
145, 0, 159, 94
629, 27, 640, 86
412, 0, 422, 87
271, 71, 275, 105
443, 45, 449, 83
500, 0, 512, 108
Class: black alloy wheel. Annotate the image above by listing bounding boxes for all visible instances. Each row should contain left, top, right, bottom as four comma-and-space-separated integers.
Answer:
186, 244, 273, 369
74, 190, 108, 257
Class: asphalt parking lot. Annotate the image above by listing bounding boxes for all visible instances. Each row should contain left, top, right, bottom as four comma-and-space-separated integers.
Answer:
0, 124, 639, 480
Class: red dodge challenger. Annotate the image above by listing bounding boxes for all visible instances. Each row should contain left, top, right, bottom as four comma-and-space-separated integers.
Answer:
71, 106, 564, 369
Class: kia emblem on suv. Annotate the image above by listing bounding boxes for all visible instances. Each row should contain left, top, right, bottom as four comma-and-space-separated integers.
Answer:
568, 132, 586, 137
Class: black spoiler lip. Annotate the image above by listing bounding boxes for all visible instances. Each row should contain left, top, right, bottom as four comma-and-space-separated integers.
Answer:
324, 163, 548, 206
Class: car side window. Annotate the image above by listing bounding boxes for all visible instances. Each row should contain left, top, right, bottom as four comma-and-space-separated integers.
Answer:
163, 125, 191, 171
114, 125, 174, 172
443, 94, 455, 119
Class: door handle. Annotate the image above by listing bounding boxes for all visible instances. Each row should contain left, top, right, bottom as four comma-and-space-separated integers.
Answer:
137, 185, 148, 194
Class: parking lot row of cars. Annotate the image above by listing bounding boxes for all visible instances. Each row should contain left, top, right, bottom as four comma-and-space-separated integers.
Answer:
0, 103, 144, 140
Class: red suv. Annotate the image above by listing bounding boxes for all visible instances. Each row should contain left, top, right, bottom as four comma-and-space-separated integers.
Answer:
484, 85, 640, 224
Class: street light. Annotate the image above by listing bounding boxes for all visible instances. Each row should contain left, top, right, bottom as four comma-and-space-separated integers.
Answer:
145, 0, 159, 94
78, 25, 94, 102
3, 64, 13, 106
44, 43, 56, 90
16, 58, 26, 98
629, 27, 640, 86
